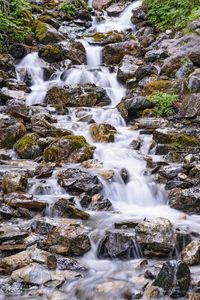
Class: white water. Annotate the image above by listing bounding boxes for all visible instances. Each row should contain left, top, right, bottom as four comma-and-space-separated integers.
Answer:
13, 1, 200, 298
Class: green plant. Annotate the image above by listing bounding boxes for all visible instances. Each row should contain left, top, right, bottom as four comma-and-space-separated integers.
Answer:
146, 93, 178, 116
59, 0, 76, 17
142, 0, 200, 31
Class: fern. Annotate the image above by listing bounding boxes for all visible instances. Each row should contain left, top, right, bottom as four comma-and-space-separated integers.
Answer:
147, 93, 178, 116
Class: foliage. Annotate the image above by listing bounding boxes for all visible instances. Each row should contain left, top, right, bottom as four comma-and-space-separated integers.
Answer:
0, 0, 32, 52
59, 0, 76, 17
142, 0, 200, 31
146, 93, 178, 116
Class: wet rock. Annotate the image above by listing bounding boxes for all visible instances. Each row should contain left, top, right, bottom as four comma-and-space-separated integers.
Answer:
89, 31, 124, 45
89, 123, 117, 143
35, 162, 55, 179
31, 217, 57, 235
81, 159, 103, 169
38, 44, 66, 63
3, 193, 46, 211
0, 87, 26, 103
58, 168, 102, 196
47, 254, 87, 271
47, 224, 91, 256
158, 165, 184, 180
135, 218, 175, 257
46, 84, 110, 113
143, 286, 160, 299
0, 117, 26, 149
35, 21, 65, 44
61, 41, 86, 65
11, 263, 80, 285
93, 0, 112, 10
43, 136, 94, 163
117, 95, 152, 120
181, 240, 200, 265
1, 251, 32, 273
135, 64, 158, 81
102, 40, 141, 65
168, 187, 200, 214
188, 293, 200, 300
97, 169, 115, 180
120, 168, 129, 184
90, 194, 112, 210
130, 137, 142, 151
153, 129, 200, 146
9, 43, 29, 59
153, 261, 191, 297
97, 230, 140, 259
106, 1, 130, 16
161, 55, 193, 78
189, 166, 200, 185
117, 55, 142, 83
14, 133, 42, 159
52, 198, 90, 220
2, 172, 27, 194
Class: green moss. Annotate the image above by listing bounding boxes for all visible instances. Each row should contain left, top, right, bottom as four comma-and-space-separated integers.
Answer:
43, 145, 60, 162
34, 21, 47, 42
63, 135, 88, 149
87, 31, 123, 43
14, 133, 39, 151
167, 133, 199, 147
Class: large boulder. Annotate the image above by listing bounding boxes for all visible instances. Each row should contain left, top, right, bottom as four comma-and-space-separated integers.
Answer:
97, 230, 140, 259
14, 133, 42, 159
117, 95, 152, 120
135, 218, 175, 257
153, 129, 200, 146
89, 123, 117, 143
102, 40, 141, 65
0, 118, 26, 149
43, 136, 94, 163
117, 55, 142, 83
180, 93, 200, 118
143, 79, 182, 96
153, 261, 191, 298
38, 44, 67, 63
62, 41, 86, 65
181, 240, 200, 266
57, 168, 102, 196
3, 193, 47, 211
46, 84, 111, 113
34, 21, 65, 44
2, 172, 27, 194
168, 187, 200, 214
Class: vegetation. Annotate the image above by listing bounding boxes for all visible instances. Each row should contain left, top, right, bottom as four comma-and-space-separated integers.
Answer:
58, 0, 76, 17
142, 0, 200, 31
146, 93, 178, 116
0, 0, 32, 52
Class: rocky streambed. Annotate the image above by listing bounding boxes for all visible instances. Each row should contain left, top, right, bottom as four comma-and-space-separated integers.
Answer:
0, 0, 200, 299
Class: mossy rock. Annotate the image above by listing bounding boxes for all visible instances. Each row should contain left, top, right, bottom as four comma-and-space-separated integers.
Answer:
143, 80, 182, 96
153, 129, 200, 147
87, 31, 124, 44
38, 44, 64, 63
0, 118, 26, 149
34, 21, 63, 44
14, 133, 42, 159
43, 135, 94, 163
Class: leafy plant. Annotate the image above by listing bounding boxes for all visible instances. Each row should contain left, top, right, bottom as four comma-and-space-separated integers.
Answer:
59, 0, 76, 17
142, 0, 200, 31
146, 93, 178, 116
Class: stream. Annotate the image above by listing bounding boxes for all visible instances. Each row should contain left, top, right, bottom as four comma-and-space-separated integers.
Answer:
2, 0, 200, 299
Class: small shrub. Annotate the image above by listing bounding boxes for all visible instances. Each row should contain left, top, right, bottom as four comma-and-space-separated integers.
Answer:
59, 0, 76, 17
146, 93, 178, 116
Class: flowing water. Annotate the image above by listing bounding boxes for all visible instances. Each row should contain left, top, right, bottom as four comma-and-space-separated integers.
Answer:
13, 0, 200, 298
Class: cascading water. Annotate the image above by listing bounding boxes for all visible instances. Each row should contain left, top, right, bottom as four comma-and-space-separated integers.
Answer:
12, 1, 200, 299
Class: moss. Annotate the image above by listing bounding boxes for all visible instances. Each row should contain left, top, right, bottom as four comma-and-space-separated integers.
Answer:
34, 21, 47, 42
144, 80, 181, 96
142, 108, 156, 117
63, 135, 88, 149
14, 133, 39, 151
43, 145, 60, 162
87, 31, 123, 43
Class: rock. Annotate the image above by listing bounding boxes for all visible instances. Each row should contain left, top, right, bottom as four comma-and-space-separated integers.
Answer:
106, 1, 130, 16
188, 293, 200, 300
0, 117, 26, 149
81, 159, 103, 169
89, 31, 124, 45
102, 40, 141, 65
7, 99, 30, 120
52, 198, 90, 220
98, 169, 114, 180
153, 261, 191, 297
58, 168, 102, 196
90, 194, 112, 210
46, 84, 110, 113
153, 129, 200, 146
158, 165, 184, 180
34, 21, 65, 44
168, 187, 200, 214
117, 95, 152, 120
93, 0, 112, 10
2, 172, 27, 194
89, 123, 117, 143
189, 166, 200, 185
46, 254, 87, 271
135, 64, 158, 81
9, 43, 28, 59
181, 240, 200, 265
143, 286, 160, 299
47, 224, 91, 256
120, 168, 129, 184
180, 93, 200, 118
3, 193, 47, 211
11, 263, 80, 285
117, 55, 142, 83
38, 44, 67, 63
14, 133, 42, 159
143, 79, 182, 96
43, 136, 94, 163
35, 162, 55, 179
1, 251, 32, 273
61, 41, 86, 65
145, 50, 168, 63
97, 230, 141, 259
135, 218, 175, 257
188, 69, 200, 93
